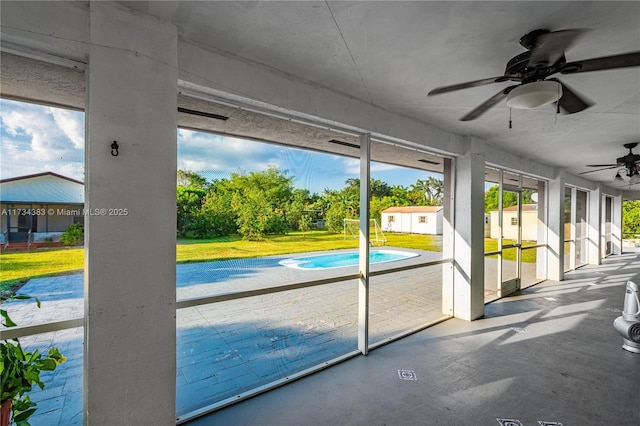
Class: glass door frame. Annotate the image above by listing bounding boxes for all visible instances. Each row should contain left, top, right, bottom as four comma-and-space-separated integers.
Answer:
499, 180, 523, 297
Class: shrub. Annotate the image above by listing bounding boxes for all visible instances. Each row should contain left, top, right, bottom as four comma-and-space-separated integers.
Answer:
60, 223, 84, 246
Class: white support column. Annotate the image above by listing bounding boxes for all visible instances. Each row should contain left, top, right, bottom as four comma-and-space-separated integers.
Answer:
536, 180, 548, 280
588, 184, 602, 265
358, 134, 370, 354
452, 139, 485, 321
547, 172, 565, 281
612, 194, 623, 254
84, 3, 177, 425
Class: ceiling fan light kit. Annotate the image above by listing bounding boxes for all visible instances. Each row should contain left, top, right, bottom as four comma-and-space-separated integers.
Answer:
506, 80, 562, 109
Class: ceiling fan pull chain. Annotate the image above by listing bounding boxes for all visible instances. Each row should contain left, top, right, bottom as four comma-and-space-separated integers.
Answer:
509, 108, 512, 129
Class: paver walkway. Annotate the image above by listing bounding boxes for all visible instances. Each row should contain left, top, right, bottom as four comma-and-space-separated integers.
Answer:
3, 247, 447, 424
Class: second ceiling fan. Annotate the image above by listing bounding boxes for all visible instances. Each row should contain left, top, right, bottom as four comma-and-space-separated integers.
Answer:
427, 29, 640, 121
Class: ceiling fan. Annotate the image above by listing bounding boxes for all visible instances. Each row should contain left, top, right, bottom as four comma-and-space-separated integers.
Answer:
427, 29, 640, 121
580, 142, 640, 185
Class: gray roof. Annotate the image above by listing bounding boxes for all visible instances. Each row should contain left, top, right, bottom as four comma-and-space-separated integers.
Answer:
0, 172, 84, 204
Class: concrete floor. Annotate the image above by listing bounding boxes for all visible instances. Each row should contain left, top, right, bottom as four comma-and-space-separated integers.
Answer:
188, 252, 640, 426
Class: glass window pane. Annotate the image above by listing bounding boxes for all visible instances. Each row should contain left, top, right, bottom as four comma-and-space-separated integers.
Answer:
564, 187, 574, 271
521, 246, 546, 288
484, 254, 499, 302
177, 283, 358, 417
369, 263, 448, 345
10, 328, 84, 425
576, 190, 588, 266
502, 247, 518, 282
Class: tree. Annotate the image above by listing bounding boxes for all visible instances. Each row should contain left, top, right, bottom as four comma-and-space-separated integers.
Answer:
323, 189, 358, 233
199, 190, 236, 237
226, 167, 295, 239
176, 186, 207, 237
485, 185, 537, 213
410, 177, 444, 205
176, 170, 209, 237
623, 200, 640, 235
177, 169, 208, 189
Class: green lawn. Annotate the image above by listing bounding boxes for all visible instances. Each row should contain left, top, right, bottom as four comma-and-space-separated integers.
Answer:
0, 247, 84, 292
1, 233, 543, 292
484, 238, 539, 263
1, 230, 443, 290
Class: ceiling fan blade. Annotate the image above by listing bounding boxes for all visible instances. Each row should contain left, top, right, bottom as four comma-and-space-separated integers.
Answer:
528, 29, 585, 67
428, 76, 517, 96
551, 79, 593, 114
586, 164, 619, 167
579, 166, 618, 175
460, 86, 517, 121
560, 51, 640, 74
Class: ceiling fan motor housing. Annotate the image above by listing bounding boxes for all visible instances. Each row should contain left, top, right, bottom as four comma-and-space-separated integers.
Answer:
519, 29, 551, 50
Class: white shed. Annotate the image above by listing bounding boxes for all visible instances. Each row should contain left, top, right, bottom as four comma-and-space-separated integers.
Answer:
381, 206, 443, 235
489, 204, 539, 241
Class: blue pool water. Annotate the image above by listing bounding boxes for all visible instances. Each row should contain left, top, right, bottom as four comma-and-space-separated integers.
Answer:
279, 250, 419, 270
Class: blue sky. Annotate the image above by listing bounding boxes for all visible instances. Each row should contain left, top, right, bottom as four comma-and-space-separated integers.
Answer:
1, 99, 438, 193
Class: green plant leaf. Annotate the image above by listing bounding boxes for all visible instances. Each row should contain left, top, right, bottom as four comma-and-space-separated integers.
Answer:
13, 407, 37, 422
1, 309, 17, 327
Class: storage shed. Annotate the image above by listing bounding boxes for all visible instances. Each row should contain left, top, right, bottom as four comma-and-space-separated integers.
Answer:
381, 206, 443, 235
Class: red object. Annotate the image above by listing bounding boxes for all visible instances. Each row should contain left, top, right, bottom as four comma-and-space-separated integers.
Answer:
0, 400, 11, 426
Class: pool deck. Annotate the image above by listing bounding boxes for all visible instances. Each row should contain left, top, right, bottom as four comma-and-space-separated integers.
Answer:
3, 247, 447, 424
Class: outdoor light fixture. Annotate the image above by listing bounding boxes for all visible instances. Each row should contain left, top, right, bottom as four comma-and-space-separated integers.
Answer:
614, 171, 625, 183
630, 170, 640, 185
506, 80, 562, 109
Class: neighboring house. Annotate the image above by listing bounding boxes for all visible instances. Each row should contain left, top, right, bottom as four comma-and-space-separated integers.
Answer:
0, 172, 84, 244
490, 204, 538, 241
381, 206, 443, 235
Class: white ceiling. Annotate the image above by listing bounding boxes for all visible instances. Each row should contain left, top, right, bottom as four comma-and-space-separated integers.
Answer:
117, 0, 640, 186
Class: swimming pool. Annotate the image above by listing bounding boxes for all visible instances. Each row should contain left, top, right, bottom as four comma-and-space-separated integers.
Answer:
279, 249, 419, 270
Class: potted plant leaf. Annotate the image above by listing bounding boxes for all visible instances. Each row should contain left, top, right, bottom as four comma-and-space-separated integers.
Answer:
1, 293, 66, 426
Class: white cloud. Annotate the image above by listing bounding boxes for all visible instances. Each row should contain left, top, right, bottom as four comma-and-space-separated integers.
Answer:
177, 129, 284, 175
343, 157, 403, 175
0, 99, 84, 180
50, 108, 84, 149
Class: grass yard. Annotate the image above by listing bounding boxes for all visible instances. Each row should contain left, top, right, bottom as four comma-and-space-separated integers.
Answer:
1, 230, 444, 291
484, 238, 539, 263
1, 232, 542, 291
0, 247, 84, 292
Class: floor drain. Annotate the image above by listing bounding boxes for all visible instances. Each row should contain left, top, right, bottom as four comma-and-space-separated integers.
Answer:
397, 369, 417, 380
496, 419, 523, 426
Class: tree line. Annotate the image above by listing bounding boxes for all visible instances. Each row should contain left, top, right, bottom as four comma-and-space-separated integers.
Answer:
177, 168, 640, 240
176, 168, 444, 240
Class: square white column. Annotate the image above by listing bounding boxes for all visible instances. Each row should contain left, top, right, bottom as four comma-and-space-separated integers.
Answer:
547, 173, 565, 281
452, 139, 485, 321
588, 184, 602, 265
84, 3, 177, 424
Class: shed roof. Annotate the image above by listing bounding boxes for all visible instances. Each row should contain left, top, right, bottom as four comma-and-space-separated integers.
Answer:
502, 204, 538, 212
0, 172, 84, 204
382, 206, 443, 214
